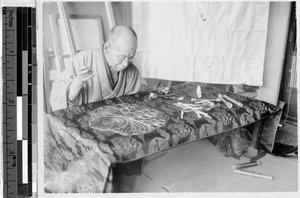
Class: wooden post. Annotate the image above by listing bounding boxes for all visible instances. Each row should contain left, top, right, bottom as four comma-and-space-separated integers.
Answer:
244, 120, 266, 161
57, 2, 77, 57
105, 2, 116, 29
43, 50, 51, 113
251, 121, 264, 149
49, 14, 64, 73
256, 3, 291, 105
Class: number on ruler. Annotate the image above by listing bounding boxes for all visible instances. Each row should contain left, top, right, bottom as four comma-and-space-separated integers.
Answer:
7, 99, 14, 103
32, 46, 36, 53
12, 156, 16, 167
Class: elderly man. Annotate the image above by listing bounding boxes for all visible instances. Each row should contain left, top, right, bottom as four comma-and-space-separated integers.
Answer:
50, 25, 141, 111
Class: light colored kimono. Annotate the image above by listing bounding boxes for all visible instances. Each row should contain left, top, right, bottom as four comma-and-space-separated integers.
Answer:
50, 47, 141, 111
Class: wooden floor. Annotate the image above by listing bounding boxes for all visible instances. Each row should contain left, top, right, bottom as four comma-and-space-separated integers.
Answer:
113, 139, 298, 194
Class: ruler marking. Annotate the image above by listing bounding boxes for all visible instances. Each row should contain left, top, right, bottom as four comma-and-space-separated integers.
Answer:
29, 8, 36, 197
3, 7, 18, 198
22, 140, 28, 183
17, 97, 22, 140
28, 9, 33, 195
3, 7, 36, 198
22, 7, 28, 50
17, 8, 22, 97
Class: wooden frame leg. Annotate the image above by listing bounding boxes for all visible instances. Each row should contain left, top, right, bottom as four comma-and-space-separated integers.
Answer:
243, 120, 266, 161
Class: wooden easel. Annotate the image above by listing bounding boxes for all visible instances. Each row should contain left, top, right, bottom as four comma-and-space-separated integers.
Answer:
44, 2, 116, 112
56, 2, 116, 59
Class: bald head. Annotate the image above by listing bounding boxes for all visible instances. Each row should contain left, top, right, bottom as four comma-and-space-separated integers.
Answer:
104, 26, 138, 72
107, 25, 138, 52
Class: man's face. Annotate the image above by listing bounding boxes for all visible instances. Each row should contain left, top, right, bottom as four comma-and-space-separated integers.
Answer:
105, 41, 137, 72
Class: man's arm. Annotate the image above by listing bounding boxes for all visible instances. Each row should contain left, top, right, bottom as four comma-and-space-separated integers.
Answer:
49, 50, 93, 111
68, 65, 94, 102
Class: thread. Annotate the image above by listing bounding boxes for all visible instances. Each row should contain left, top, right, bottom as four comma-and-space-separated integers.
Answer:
85, 65, 127, 106
102, 83, 128, 106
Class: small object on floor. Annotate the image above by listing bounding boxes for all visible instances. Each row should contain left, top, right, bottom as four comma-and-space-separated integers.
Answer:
222, 94, 243, 107
232, 161, 261, 169
205, 103, 221, 111
218, 94, 233, 108
233, 169, 274, 180
197, 85, 202, 98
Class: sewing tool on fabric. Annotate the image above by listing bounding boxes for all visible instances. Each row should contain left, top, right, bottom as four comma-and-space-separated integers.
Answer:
191, 98, 221, 103
174, 102, 203, 110
180, 110, 189, 119
174, 102, 212, 119
180, 109, 212, 119
149, 93, 157, 100
205, 103, 221, 111
233, 169, 274, 180
232, 161, 261, 169
196, 85, 202, 98
222, 94, 243, 107
218, 94, 233, 108
157, 94, 179, 100
150, 93, 179, 100
158, 86, 170, 95
195, 110, 212, 119
194, 100, 215, 106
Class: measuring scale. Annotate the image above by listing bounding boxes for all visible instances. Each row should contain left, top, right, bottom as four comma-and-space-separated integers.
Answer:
2, 7, 36, 198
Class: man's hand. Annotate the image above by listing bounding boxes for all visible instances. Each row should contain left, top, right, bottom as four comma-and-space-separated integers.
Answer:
68, 65, 94, 102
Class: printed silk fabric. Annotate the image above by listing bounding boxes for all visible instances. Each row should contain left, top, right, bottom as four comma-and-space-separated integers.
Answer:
44, 82, 281, 193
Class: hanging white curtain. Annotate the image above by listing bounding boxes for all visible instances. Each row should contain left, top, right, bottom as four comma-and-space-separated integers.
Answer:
132, 2, 269, 86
